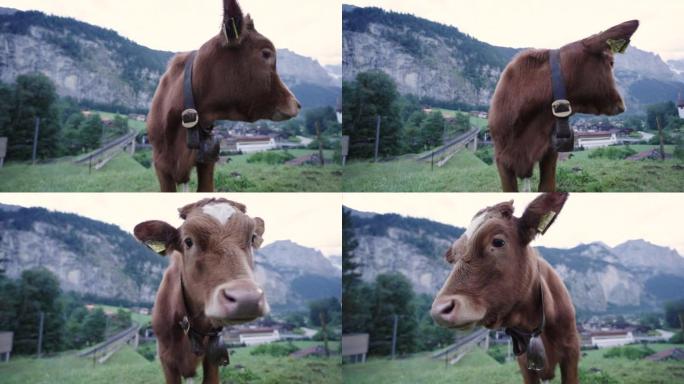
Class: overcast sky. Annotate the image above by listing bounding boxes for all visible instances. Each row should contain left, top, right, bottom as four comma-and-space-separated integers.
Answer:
0, 193, 342, 256
0, 0, 342, 65
346, 0, 684, 60
343, 193, 684, 256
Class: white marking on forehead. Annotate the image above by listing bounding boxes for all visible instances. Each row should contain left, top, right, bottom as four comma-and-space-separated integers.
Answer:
464, 211, 487, 239
201, 203, 236, 225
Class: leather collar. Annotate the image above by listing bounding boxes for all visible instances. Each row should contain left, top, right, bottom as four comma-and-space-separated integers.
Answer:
549, 49, 574, 152
505, 277, 546, 356
179, 273, 230, 366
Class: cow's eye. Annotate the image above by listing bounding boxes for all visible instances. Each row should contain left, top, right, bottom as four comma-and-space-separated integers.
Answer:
184, 237, 193, 248
261, 49, 272, 60
492, 238, 505, 248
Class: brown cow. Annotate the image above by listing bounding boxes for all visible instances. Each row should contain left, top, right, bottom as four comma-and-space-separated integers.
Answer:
147, 0, 301, 192
489, 21, 639, 192
134, 198, 269, 384
431, 193, 579, 384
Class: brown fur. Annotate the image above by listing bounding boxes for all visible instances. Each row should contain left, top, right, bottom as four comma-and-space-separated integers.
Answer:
433, 193, 579, 384
134, 198, 266, 384
147, 0, 300, 192
489, 20, 639, 192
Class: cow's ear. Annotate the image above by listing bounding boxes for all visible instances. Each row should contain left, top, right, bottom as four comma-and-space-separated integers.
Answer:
583, 20, 639, 54
134, 220, 180, 256
444, 246, 455, 264
493, 200, 514, 219
252, 217, 265, 249
518, 193, 569, 245
222, 0, 247, 44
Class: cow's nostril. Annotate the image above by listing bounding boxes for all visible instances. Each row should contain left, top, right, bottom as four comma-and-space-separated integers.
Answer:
223, 291, 237, 303
440, 299, 456, 315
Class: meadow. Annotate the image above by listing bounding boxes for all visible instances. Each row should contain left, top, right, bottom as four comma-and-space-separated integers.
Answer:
0, 149, 342, 192
342, 145, 684, 192
342, 343, 684, 384
0, 341, 341, 384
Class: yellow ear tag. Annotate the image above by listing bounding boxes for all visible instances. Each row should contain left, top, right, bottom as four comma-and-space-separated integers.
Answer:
537, 211, 557, 234
145, 241, 167, 254
607, 39, 629, 54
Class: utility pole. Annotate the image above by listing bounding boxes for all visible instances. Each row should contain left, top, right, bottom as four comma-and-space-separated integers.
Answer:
32, 117, 40, 165
319, 312, 329, 358
656, 117, 665, 160
316, 121, 325, 167
36, 311, 44, 358
391, 314, 398, 359
374, 115, 381, 162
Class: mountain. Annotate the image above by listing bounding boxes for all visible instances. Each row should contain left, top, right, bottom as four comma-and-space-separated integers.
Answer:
0, 206, 166, 305
329, 255, 342, 270
343, 5, 684, 111
667, 59, 684, 82
343, 6, 517, 106
0, 9, 340, 112
0, 205, 341, 312
345, 208, 684, 314
255, 240, 341, 311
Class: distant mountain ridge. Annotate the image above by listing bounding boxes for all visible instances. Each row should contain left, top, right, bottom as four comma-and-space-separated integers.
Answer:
346, 207, 684, 314
343, 5, 684, 111
0, 8, 340, 111
0, 205, 340, 312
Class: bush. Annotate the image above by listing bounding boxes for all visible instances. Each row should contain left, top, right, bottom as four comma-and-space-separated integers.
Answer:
246, 151, 295, 165
579, 368, 620, 384
603, 345, 654, 360
133, 150, 152, 168
486, 344, 507, 364
137, 341, 156, 361
249, 342, 299, 357
588, 146, 637, 160
474, 147, 493, 165
670, 331, 684, 343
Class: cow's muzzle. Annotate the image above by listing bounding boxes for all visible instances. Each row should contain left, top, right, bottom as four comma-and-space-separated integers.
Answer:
205, 279, 269, 323
431, 294, 486, 329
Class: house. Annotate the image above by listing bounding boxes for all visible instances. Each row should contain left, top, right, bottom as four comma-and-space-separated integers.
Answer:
0, 332, 12, 362
575, 131, 618, 149
589, 330, 635, 348
645, 348, 684, 362
232, 136, 277, 153
224, 327, 280, 346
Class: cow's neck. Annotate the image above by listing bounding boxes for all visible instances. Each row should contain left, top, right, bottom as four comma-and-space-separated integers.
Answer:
505, 258, 545, 333
192, 39, 239, 123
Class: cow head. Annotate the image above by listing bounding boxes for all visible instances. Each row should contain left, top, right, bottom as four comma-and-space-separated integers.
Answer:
134, 198, 269, 326
562, 20, 639, 116
431, 193, 568, 329
206, 0, 300, 122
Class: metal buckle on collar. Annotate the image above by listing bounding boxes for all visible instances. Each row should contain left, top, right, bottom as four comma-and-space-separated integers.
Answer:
551, 99, 572, 118
181, 109, 199, 128
180, 316, 190, 335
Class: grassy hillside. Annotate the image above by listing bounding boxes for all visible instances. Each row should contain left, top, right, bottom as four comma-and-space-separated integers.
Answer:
0, 341, 341, 384
342, 145, 684, 192
0, 149, 342, 192
343, 343, 684, 384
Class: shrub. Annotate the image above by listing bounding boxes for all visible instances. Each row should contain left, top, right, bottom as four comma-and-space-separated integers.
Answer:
579, 368, 620, 384
603, 345, 654, 360
474, 147, 493, 165
246, 151, 295, 165
133, 150, 152, 168
588, 146, 637, 160
249, 342, 299, 357
669, 331, 684, 343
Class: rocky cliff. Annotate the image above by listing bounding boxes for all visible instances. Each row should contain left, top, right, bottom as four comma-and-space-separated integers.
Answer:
346, 208, 684, 314
343, 5, 684, 111
0, 9, 339, 111
0, 205, 340, 311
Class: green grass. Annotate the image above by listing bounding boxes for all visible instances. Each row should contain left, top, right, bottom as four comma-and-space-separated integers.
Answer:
0, 341, 341, 384
343, 145, 684, 192
0, 149, 342, 192
90, 110, 146, 133
343, 343, 684, 384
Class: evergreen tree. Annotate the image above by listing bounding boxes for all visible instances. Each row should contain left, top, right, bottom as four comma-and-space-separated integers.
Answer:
419, 111, 445, 149
13, 268, 64, 354
83, 308, 107, 345
1, 74, 61, 160
64, 306, 88, 349
60, 112, 86, 155
79, 113, 103, 151
368, 273, 417, 355
342, 209, 372, 334
342, 71, 402, 158
401, 111, 427, 153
